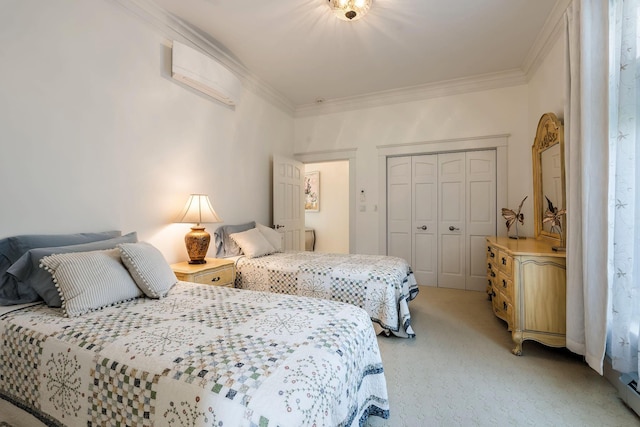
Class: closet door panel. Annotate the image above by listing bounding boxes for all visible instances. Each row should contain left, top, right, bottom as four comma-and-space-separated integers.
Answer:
387, 157, 412, 265
466, 151, 497, 291
438, 153, 465, 289
412, 155, 437, 286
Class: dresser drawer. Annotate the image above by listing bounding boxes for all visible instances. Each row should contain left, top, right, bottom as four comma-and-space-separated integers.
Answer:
487, 244, 497, 262
497, 251, 513, 277
192, 266, 235, 287
497, 271, 513, 300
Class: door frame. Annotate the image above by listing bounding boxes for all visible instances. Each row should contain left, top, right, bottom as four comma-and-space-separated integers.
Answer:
295, 148, 357, 253
377, 134, 509, 255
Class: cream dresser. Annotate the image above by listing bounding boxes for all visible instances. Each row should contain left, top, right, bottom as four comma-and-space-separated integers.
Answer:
486, 236, 566, 355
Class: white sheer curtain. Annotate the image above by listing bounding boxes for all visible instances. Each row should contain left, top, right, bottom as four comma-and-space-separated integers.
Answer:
564, 0, 610, 374
608, 0, 640, 375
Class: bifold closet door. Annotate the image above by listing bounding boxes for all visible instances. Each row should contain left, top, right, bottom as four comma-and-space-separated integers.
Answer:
387, 150, 495, 290
387, 155, 437, 286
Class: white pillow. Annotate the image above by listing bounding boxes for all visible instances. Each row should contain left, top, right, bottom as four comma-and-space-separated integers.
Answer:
118, 242, 177, 298
229, 228, 276, 258
256, 223, 283, 252
40, 249, 143, 317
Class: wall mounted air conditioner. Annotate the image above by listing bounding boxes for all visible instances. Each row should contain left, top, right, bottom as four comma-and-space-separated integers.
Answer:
171, 40, 242, 106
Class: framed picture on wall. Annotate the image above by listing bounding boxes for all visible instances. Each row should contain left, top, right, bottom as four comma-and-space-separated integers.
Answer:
305, 171, 320, 212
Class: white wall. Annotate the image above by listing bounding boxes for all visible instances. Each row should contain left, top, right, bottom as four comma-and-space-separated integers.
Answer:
295, 86, 530, 254
0, 0, 294, 263
304, 161, 349, 253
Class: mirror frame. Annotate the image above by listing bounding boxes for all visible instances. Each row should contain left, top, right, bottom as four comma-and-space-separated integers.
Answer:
532, 112, 566, 241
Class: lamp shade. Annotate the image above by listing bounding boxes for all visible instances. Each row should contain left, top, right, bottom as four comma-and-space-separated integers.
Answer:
175, 194, 222, 264
175, 194, 222, 225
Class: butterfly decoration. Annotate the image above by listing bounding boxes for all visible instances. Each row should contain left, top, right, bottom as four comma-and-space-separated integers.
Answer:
542, 196, 566, 234
501, 196, 527, 233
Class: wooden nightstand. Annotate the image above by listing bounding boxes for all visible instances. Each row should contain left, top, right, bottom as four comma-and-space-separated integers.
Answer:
171, 258, 236, 287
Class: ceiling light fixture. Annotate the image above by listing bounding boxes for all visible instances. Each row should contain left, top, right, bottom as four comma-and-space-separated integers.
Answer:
327, 0, 372, 21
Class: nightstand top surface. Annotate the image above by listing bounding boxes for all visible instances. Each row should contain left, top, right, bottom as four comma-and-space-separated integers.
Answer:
170, 258, 235, 274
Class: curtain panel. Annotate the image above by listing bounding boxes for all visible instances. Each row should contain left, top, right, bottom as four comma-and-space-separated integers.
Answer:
608, 0, 640, 375
564, 0, 610, 374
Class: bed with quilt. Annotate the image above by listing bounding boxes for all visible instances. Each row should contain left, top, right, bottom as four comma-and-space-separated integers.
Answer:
0, 231, 389, 426
214, 223, 419, 338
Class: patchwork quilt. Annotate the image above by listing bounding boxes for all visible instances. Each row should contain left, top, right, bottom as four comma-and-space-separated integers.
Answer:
235, 252, 419, 338
0, 282, 389, 426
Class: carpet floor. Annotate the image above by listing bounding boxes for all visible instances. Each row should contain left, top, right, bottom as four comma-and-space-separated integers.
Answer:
1, 287, 638, 426
366, 286, 639, 426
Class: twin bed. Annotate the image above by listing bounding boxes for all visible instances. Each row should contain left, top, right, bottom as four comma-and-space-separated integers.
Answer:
215, 222, 419, 339
0, 227, 419, 425
0, 283, 388, 426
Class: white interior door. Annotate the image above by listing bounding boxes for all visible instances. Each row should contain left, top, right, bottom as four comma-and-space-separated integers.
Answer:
438, 152, 466, 289
387, 157, 412, 264
412, 155, 438, 286
466, 150, 496, 291
273, 156, 305, 251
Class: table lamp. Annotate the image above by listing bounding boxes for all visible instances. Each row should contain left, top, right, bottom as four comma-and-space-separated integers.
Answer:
175, 194, 222, 264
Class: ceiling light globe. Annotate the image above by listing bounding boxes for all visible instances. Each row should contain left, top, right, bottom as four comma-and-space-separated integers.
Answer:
327, 0, 372, 22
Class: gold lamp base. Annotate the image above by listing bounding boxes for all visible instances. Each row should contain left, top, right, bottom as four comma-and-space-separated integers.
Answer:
185, 225, 210, 264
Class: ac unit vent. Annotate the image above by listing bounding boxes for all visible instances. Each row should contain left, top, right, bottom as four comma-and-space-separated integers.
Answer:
171, 41, 242, 106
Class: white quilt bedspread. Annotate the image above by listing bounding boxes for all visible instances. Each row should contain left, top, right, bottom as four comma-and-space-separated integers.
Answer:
235, 252, 419, 338
0, 282, 389, 426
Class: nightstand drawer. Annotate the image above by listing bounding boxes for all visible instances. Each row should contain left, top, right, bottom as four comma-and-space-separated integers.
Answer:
192, 266, 234, 287
171, 258, 236, 288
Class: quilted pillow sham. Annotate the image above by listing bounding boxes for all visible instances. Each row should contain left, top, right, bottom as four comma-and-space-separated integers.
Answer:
6, 232, 138, 307
40, 249, 143, 317
0, 230, 122, 306
229, 228, 276, 259
118, 242, 177, 298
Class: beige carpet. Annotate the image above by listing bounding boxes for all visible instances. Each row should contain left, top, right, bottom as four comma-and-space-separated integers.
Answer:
1, 287, 638, 426
366, 287, 639, 426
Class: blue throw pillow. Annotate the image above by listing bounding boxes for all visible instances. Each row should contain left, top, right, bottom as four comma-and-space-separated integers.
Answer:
7, 232, 137, 307
0, 230, 121, 305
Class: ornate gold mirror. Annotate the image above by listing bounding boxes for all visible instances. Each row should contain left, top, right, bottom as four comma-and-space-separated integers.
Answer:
532, 112, 566, 242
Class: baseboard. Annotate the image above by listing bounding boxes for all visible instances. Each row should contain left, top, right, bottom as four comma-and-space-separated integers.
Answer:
604, 356, 640, 416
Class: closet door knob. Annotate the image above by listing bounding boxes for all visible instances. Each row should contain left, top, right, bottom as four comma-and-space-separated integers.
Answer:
275, 224, 284, 229
416, 225, 427, 230
449, 226, 460, 231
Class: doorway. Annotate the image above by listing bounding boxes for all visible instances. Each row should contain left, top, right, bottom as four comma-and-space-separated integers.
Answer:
304, 161, 350, 253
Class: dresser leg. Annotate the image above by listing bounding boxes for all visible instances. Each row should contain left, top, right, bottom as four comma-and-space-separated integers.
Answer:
511, 332, 523, 356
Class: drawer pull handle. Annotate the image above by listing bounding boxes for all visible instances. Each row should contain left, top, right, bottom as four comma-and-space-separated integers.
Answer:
491, 271, 496, 278
488, 279, 492, 286
503, 301, 508, 311
488, 263, 492, 269
502, 279, 507, 288
491, 290, 496, 297
490, 252, 495, 258
211, 277, 221, 282
502, 257, 507, 265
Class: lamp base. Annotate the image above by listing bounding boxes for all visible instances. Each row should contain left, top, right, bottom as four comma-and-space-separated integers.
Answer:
185, 225, 210, 265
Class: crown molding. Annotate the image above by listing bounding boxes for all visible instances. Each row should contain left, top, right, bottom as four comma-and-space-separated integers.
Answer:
111, 0, 295, 115
294, 69, 527, 117
521, 0, 571, 80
